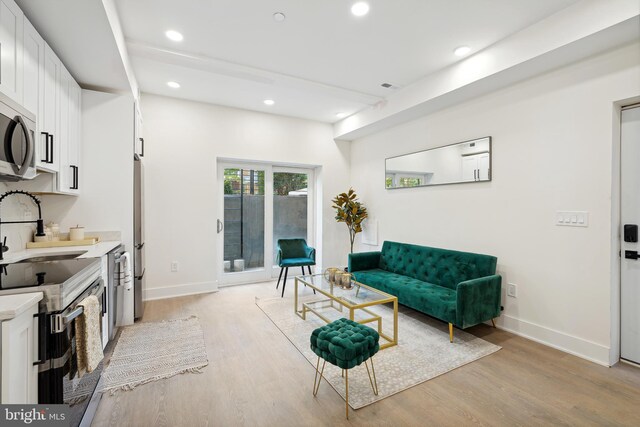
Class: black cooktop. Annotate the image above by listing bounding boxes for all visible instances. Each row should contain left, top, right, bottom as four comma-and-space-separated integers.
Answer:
0, 258, 98, 290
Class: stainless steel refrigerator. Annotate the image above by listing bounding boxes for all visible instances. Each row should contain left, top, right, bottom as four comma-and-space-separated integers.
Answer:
134, 154, 145, 319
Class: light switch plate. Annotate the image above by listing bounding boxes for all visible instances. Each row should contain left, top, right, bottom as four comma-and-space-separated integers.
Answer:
556, 211, 589, 227
507, 283, 517, 298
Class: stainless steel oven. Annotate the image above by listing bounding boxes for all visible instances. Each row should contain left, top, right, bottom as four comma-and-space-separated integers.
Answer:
36, 277, 105, 427
0, 92, 36, 181
0, 256, 104, 427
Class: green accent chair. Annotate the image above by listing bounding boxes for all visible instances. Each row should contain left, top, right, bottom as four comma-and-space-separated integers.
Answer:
310, 318, 380, 419
349, 241, 501, 342
276, 238, 316, 297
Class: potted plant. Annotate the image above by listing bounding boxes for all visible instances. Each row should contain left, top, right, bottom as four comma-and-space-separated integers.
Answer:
332, 188, 368, 254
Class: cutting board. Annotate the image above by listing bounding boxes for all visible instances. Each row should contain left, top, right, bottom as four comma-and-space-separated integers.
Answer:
26, 237, 100, 249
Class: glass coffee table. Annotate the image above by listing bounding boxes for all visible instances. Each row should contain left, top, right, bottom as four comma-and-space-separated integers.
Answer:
294, 274, 398, 349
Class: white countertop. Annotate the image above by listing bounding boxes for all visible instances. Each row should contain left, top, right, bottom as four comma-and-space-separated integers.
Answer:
2, 241, 122, 264
0, 292, 43, 321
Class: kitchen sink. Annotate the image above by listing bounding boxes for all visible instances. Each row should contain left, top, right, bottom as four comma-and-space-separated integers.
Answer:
15, 252, 87, 263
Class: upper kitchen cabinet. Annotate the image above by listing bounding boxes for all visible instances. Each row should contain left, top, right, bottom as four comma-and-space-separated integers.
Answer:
0, 0, 23, 104
57, 69, 80, 195
2, 0, 83, 194
23, 17, 51, 171
40, 43, 61, 172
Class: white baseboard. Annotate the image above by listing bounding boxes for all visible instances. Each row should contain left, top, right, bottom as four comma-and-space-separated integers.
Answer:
494, 314, 611, 367
144, 281, 219, 301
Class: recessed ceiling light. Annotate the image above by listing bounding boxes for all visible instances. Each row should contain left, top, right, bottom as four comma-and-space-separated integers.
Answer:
336, 112, 347, 119
454, 46, 471, 57
167, 81, 180, 89
273, 12, 286, 22
263, 99, 275, 106
165, 30, 183, 42
351, 2, 370, 17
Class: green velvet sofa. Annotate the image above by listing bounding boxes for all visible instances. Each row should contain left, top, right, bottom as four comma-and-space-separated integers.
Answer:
348, 241, 501, 342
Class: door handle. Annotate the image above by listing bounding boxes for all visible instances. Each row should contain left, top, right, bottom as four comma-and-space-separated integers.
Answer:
33, 313, 47, 366
70, 165, 79, 190
139, 138, 144, 157
217, 219, 224, 234
473, 169, 477, 181
48, 134, 54, 164
625, 250, 640, 260
40, 132, 50, 162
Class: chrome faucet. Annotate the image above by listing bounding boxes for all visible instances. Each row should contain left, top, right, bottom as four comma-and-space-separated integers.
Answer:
0, 190, 46, 261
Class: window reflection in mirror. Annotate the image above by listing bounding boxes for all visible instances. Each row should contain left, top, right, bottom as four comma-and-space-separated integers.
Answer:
385, 137, 491, 189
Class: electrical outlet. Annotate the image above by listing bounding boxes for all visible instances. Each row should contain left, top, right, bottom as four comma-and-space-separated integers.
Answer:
507, 283, 517, 298
171, 261, 179, 272
23, 210, 32, 221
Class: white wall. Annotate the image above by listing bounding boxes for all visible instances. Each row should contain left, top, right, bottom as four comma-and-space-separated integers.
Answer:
140, 94, 350, 299
40, 90, 134, 253
350, 42, 640, 366
0, 183, 39, 254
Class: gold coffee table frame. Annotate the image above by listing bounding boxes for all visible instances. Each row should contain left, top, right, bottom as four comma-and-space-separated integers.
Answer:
294, 274, 398, 350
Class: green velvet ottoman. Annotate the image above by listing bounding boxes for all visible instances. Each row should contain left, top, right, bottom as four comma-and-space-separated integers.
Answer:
310, 318, 380, 419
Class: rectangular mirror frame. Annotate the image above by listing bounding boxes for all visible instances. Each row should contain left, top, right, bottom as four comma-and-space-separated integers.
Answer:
385, 136, 492, 189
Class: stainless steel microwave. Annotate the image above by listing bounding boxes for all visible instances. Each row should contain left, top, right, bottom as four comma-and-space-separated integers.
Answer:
0, 92, 36, 181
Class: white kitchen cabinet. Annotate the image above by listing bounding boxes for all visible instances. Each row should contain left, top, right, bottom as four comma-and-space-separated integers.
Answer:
41, 43, 61, 172
0, 0, 23, 103
462, 152, 490, 181
23, 17, 49, 168
0, 293, 42, 404
3, 0, 84, 196
57, 67, 80, 194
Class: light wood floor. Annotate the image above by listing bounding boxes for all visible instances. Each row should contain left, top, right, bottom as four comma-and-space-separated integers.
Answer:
92, 282, 640, 427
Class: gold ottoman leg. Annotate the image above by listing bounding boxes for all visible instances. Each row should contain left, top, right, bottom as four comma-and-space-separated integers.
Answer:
345, 368, 349, 419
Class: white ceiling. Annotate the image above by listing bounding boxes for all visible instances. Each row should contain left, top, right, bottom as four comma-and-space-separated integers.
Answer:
116, 0, 579, 123
16, 0, 131, 93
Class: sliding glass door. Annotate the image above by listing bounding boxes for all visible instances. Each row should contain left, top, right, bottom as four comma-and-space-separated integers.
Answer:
218, 162, 314, 285
272, 167, 314, 276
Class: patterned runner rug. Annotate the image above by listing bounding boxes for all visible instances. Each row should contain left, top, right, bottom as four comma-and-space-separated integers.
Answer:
256, 294, 500, 409
100, 316, 208, 393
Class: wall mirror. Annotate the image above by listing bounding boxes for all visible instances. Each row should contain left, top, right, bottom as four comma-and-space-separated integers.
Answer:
385, 136, 492, 189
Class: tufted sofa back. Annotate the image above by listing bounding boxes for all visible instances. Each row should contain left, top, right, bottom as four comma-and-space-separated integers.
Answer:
378, 241, 497, 290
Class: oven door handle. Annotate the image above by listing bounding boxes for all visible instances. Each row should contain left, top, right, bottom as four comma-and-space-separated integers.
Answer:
55, 306, 84, 333
51, 280, 105, 333
33, 312, 47, 366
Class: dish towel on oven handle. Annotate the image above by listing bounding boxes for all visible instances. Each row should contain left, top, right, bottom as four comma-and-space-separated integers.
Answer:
116, 251, 135, 326
119, 252, 133, 291
76, 295, 104, 376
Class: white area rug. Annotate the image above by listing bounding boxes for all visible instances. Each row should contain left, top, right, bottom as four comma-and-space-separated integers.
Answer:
256, 295, 500, 409
100, 316, 208, 393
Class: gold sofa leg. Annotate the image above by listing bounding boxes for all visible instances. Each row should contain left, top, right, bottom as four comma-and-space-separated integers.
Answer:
491, 318, 496, 328
449, 323, 454, 343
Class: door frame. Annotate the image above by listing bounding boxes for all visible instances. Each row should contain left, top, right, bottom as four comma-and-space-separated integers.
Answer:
271, 166, 315, 278
217, 161, 274, 286
217, 161, 316, 286
615, 101, 640, 366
